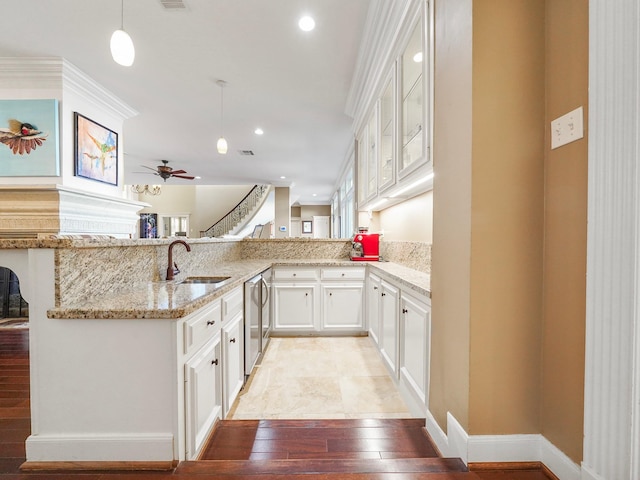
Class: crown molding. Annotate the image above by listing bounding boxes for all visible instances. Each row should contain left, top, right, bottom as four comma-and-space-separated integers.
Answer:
0, 57, 138, 121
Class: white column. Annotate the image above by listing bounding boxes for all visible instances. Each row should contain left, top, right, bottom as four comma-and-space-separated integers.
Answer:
584, 1, 640, 479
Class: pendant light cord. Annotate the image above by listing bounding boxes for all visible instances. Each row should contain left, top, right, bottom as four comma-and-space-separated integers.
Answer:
121, 0, 124, 29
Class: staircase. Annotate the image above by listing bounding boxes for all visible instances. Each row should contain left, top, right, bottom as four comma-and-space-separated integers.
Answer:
200, 185, 271, 238
177, 419, 480, 478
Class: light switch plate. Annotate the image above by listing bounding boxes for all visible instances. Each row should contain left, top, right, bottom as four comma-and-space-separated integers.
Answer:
551, 106, 584, 149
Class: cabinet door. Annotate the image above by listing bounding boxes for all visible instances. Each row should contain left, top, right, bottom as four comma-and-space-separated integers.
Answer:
184, 333, 222, 459
367, 274, 381, 345
222, 311, 244, 417
379, 280, 399, 376
321, 284, 364, 331
399, 293, 430, 406
273, 284, 316, 331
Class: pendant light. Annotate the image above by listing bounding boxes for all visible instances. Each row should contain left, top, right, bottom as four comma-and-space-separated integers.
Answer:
216, 80, 228, 154
110, 0, 135, 67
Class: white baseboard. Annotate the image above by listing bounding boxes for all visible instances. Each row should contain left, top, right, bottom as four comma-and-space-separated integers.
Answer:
580, 463, 606, 480
25, 433, 174, 461
425, 411, 581, 480
426, 410, 450, 457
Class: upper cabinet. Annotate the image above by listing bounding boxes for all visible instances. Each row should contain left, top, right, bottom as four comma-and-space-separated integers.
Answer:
400, 20, 425, 177
355, 2, 432, 211
379, 70, 395, 192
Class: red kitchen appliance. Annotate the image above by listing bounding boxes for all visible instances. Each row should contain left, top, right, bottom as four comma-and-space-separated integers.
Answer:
350, 232, 381, 261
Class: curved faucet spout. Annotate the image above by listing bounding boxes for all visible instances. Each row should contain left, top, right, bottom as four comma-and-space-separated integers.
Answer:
167, 240, 191, 281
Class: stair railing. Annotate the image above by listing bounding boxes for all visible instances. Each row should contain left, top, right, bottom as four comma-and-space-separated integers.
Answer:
201, 184, 269, 237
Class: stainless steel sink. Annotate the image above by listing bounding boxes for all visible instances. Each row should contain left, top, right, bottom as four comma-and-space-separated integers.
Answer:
179, 276, 231, 285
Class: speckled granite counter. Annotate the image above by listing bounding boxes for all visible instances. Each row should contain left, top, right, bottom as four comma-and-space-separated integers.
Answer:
47, 259, 430, 320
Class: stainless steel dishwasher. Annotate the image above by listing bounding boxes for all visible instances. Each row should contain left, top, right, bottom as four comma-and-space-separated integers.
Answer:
244, 268, 271, 377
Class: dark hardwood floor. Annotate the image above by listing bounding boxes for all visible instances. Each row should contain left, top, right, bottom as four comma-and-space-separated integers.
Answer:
0, 328, 550, 479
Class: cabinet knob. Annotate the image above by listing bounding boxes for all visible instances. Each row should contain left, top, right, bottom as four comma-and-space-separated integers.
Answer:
230, 338, 236, 343
402, 308, 408, 314
381, 292, 386, 297
211, 359, 218, 365
293, 273, 297, 277
329, 292, 333, 296
206, 320, 215, 326
341, 273, 345, 277
373, 286, 378, 290
305, 292, 308, 297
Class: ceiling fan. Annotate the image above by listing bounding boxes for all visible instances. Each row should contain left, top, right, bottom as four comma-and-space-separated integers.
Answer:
140, 160, 195, 182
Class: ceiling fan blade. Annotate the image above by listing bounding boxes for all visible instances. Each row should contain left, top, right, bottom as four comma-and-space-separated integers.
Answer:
171, 169, 187, 175
141, 165, 157, 171
171, 174, 195, 180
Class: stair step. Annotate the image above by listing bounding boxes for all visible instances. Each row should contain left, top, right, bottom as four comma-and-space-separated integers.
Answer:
176, 457, 470, 476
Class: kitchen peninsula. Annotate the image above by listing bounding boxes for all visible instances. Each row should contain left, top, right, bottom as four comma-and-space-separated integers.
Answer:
0, 237, 431, 468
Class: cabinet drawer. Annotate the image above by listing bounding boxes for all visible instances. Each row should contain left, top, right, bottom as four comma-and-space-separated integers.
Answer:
184, 300, 221, 355
321, 268, 365, 281
273, 268, 319, 281
222, 287, 243, 322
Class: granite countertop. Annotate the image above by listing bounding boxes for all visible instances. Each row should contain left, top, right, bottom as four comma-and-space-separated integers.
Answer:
47, 259, 430, 320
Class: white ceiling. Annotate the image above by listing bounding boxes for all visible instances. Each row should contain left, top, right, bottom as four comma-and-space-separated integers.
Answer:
0, 0, 371, 205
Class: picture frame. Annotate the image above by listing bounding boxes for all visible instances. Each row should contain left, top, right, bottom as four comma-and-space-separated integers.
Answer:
302, 220, 313, 234
74, 112, 118, 185
0, 99, 60, 176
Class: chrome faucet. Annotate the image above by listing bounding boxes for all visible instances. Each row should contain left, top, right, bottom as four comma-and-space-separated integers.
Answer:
166, 240, 191, 281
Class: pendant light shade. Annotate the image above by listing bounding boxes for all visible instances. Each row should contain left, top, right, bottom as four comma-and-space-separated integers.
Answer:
110, 29, 135, 66
111, 0, 135, 67
216, 80, 228, 155
217, 136, 228, 154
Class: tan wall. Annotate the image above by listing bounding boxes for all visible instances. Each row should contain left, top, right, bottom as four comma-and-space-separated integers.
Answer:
430, 0, 473, 431
541, 0, 588, 463
468, 0, 545, 434
379, 191, 433, 242
300, 205, 331, 218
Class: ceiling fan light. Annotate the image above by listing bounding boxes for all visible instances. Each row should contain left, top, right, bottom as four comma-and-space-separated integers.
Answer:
110, 29, 135, 66
217, 136, 228, 154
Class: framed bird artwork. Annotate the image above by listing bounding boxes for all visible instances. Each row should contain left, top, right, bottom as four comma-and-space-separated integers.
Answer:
0, 99, 60, 176
74, 112, 118, 186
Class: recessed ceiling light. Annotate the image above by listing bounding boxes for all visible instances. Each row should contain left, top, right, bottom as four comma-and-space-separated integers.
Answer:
298, 15, 315, 32
280, 176, 286, 179
254, 128, 264, 135
312, 193, 317, 197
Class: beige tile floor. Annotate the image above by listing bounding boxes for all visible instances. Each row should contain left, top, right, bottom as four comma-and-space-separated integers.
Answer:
228, 336, 416, 419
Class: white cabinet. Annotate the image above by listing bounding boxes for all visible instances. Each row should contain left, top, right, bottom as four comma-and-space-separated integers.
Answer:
273, 284, 317, 331
183, 284, 244, 459
367, 273, 381, 345
320, 267, 365, 332
399, 291, 430, 411
321, 284, 364, 331
184, 332, 222, 459
272, 266, 365, 334
379, 280, 400, 376
222, 310, 244, 417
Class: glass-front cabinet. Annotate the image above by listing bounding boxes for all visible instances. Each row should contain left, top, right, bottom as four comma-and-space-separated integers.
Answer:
379, 71, 395, 192
400, 20, 425, 176
354, 1, 431, 213
367, 105, 378, 199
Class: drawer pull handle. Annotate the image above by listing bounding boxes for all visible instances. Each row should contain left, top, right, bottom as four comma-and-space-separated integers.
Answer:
211, 359, 219, 366
230, 338, 236, 343
207, 320, 215, 326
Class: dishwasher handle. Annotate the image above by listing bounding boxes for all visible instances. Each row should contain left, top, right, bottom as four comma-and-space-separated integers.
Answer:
260, 277, 269, 307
